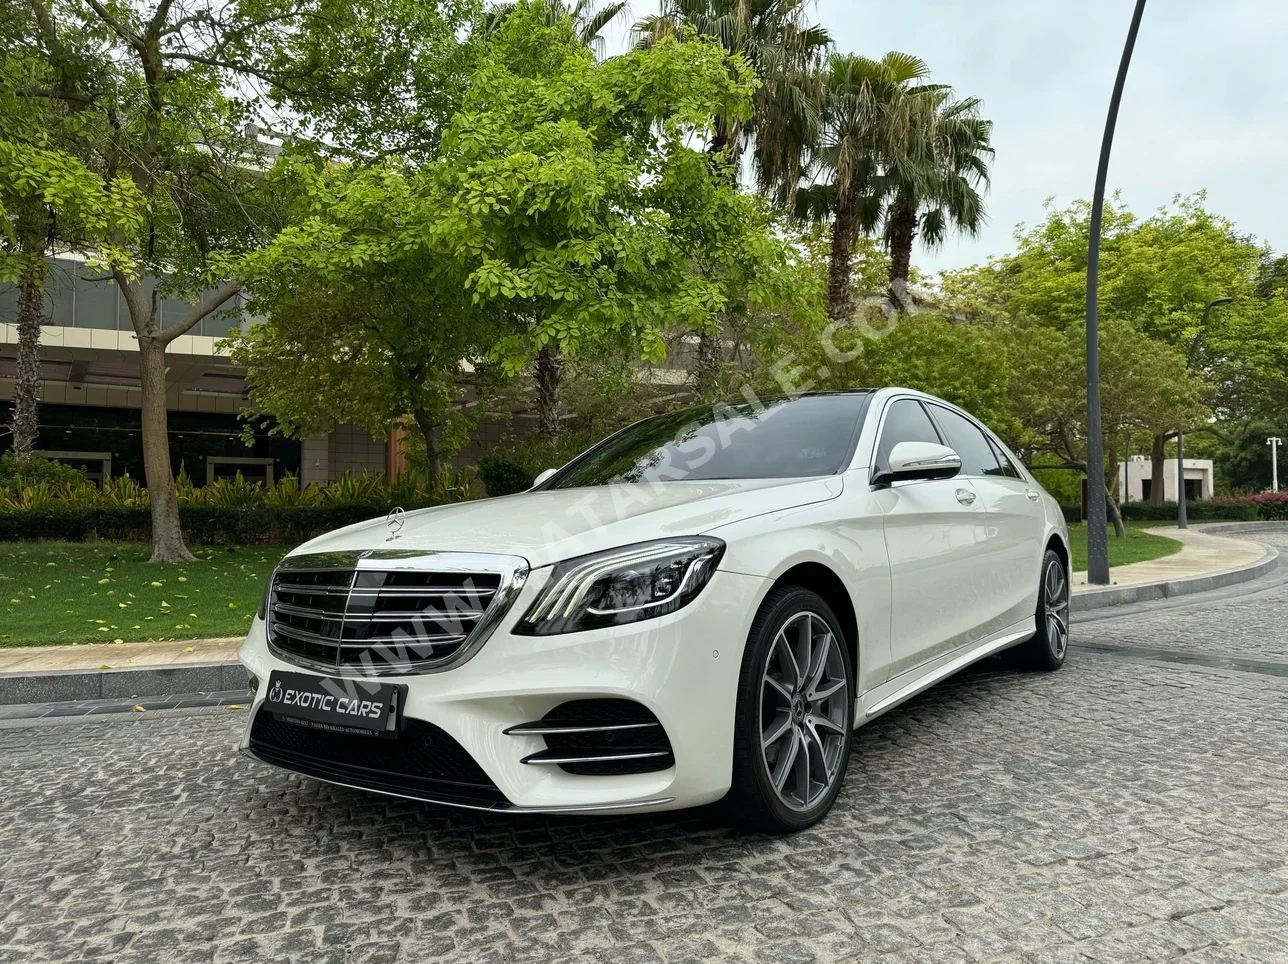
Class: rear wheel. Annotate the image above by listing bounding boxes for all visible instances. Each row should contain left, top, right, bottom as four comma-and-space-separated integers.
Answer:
1008, 548, 1069, 671
726, 587, 853, 833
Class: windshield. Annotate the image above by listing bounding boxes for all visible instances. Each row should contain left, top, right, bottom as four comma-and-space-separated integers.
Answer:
545, 393, 872, 489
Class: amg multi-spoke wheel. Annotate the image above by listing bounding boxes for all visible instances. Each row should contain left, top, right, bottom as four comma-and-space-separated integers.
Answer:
728, 587, 853, 833
1008, 548, 1070, 671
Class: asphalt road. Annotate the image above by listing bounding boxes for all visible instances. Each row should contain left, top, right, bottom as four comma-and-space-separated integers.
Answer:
2, 535, 1286, 964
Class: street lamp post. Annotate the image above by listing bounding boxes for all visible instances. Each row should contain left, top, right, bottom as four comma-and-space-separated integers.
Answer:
1178, 297, 1234, 529
1270, 436, 1283, 493
1085, 0, 1148, 585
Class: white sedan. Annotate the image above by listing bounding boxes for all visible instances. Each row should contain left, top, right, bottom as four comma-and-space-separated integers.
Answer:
238, 388, 1071, 832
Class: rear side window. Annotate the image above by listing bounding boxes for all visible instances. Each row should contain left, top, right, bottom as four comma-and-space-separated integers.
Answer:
987, 437, 1025, 480
929, 405, 1002, 477
874, 399, 942, 475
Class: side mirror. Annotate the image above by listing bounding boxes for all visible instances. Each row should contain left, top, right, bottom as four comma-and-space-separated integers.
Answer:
874, 441, 962, 487
532, 468, 558, 488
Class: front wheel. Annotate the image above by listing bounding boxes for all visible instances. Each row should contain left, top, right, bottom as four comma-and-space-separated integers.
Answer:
1008, 548, 1069, 671
725, 587, 853, 833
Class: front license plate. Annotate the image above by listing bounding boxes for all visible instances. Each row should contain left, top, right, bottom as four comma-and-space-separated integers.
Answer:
264, 670, 404, 738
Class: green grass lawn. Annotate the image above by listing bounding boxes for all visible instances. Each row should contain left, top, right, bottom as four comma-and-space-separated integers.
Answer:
1066, 522, 1183, 572
0, 542, 293, 648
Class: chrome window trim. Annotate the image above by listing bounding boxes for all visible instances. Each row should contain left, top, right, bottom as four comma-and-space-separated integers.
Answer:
266, 549, 529, 678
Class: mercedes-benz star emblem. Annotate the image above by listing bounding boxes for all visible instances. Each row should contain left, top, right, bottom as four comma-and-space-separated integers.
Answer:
386, 506, 406, 540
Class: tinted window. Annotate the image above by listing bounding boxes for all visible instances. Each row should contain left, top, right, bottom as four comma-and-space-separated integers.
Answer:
875, 399, 942, 474
987, 437, 1024, 479
547, 393, 871, 488
930, 405, 1002, 477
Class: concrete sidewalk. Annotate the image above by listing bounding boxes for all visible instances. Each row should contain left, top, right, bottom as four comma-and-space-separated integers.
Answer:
1072, 523, 1281, 612
0, 636, 241, 675
1073, 526, 1266, 591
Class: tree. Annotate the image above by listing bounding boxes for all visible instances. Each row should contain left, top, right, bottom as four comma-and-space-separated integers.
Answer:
942, 194, 1288, 503
483, 0, 631, 427
485, 0, 626, 58
0, 0, 141, 458
872, 89, 992, 313
634, 0, 831, 184
0, 139, 141, 456
236, 3, 788, 461
16, 0, 475, 560
231, 154, 507, 477
803, 52, 940, 322
633, 0, 830, 396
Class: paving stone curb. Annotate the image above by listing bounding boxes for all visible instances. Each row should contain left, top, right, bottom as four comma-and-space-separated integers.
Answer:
0, 660, 247, 706
1072, 522, 1287, 614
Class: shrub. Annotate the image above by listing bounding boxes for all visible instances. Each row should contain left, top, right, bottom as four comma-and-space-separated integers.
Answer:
0, 453, 87, 486
1118, 500, 1259, 522
0, 504, 445, 545
478, 455, 534, 497
1216, 492, 1288, 521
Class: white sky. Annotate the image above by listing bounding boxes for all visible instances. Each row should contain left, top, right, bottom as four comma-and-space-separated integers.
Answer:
606, 0, 1288, 274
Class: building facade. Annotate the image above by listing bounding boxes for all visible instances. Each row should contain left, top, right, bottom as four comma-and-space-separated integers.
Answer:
0, 254, 388, 485
1119, 456, 1214, 503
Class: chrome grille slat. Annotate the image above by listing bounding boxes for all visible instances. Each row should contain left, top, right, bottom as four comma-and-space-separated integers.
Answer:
334, 634, 469, 648
271, 602, 485, 622
265, 551, 526, 677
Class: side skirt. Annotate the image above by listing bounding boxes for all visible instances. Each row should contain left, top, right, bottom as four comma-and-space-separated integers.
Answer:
857, 619, 1035, 723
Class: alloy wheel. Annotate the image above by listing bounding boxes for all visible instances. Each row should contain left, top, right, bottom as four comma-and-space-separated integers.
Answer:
1044, 559, 1070, 659
759, 611, 849, 812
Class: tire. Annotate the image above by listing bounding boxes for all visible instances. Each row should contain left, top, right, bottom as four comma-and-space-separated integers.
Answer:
1007, 548, 1070, 671
725, 586, 854, 833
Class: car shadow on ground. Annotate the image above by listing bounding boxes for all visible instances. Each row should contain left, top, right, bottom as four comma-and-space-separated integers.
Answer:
252, 655, 1038, 882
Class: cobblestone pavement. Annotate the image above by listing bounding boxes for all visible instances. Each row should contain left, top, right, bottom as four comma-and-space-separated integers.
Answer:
3, 565, 1288, 963
1074, 530, 1288, 664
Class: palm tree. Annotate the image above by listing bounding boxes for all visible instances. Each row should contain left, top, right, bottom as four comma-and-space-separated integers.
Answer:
484, 0, 628, 59
871, 91, 993, 313
635, 1, 830, 396
634, 0, 831, 188
801, 51, 939, 322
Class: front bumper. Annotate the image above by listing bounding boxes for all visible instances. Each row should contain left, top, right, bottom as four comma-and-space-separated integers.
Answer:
238, 567, 765, 814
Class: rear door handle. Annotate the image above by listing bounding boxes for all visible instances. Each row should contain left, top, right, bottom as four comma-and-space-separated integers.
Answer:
1026, 490, 1041, 503
955, 488, 977, 506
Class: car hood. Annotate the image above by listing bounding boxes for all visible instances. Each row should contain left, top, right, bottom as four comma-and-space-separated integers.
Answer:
290, 476, 843, 569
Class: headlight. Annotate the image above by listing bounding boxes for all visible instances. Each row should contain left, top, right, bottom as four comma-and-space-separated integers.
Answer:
515, 537, 725, 636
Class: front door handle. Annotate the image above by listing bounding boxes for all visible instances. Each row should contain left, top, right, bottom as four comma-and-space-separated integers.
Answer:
955, 488, 977, 506
1026, 490, 1041, 503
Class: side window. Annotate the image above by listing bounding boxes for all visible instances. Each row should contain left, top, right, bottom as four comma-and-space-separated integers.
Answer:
875, 399, 942, 475
986, 436, 1025, 480
929, 405, 1002, 477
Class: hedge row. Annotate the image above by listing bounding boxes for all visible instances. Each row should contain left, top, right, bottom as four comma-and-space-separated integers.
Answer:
1059, 500, 1261, 525
0, 497, 1274, 546
0, 503, 439, 545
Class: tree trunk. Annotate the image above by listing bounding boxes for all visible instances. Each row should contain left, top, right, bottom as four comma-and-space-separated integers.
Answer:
692, 330, 720, 401
534, 345, 563, 441
827, 186, 858, 323
10, 258, 45, 458
1150, 433, 1166, 505
1106, 440, 1126, 538
137, 336, 194, 562
887, 195, 918, 314
411, 407, 443, 481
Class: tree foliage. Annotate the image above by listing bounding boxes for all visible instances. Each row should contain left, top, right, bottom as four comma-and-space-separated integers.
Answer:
234, 2, 795, 469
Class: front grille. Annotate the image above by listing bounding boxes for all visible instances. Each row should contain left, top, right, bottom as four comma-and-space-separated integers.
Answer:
510, 699, 675, 776
249, 711, 508, 807
268, 565, 504, 674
